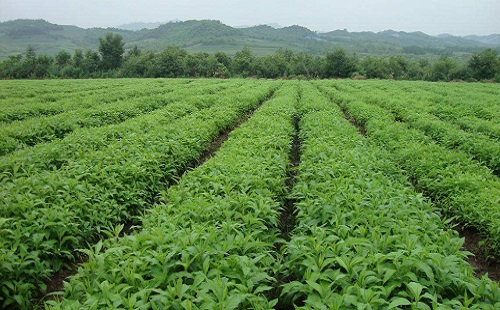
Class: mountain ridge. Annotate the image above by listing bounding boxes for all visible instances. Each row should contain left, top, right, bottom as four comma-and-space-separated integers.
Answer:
0, 19, 498, 60
116, 22, 164, 31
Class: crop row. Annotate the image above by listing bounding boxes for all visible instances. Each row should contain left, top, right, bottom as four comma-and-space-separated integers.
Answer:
0, 79, 135, 101
451, 117, 500, 140
407, 83, 500, 140
365, 80, 500, 139
0, 79, 191, 109
415, 82, 499, 121
329, 81, 500, 175
0, 80, 242, 156
0, 81, 277, 308
316, 81, 500, 256
368, 95, 499, 175
47, 84, 299, 309
0, 80, 255, 182
379, 81, 500, 121
281, 83, 499, 309
0, 79, 201, 123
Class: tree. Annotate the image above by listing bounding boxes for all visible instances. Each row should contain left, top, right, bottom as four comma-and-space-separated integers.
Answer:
361, 56, 389, 79
292, 52, 316, 78
33, 55, 53, 78
410, 59, 433, 80
468, 48, 498, 80
231, 46, 256, 77
324, 48, 357, 78
64, 49, 85, 78
124, 45, 141, 61
0, 54, 23, 79
449, 66, 472, 81
387, 55, 409, 80
120, 51, 154, 78
256, 53, 287, 78
276, 48, 294, 63
72, 49, 84, 68
98, 33, 125, 71
431, 56, 458, 81
82, 50, 100, 75
184, 52, 210, 77
22, 45, 37, 78
55, 51, 71, 67
25, 45, 36, 60
149, 47, 187, 78
214, 52, 231, 68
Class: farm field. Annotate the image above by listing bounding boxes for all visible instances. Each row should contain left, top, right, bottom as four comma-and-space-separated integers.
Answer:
0, 79, 499, 309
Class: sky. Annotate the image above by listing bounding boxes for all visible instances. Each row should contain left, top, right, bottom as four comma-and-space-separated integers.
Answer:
0, 0, 499, 36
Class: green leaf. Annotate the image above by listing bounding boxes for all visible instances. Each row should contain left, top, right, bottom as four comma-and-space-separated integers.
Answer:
254, 285, 273, 294
224, 294, 243, 310
387, 297, 411, 309
407, 282, 424, 300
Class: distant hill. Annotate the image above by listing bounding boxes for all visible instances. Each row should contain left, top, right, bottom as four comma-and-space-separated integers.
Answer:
235, 23, 283, 29
116, 22, 163, 31
0, 19, 499, 61
0, 19, 132, 59
464, 34, 500, 46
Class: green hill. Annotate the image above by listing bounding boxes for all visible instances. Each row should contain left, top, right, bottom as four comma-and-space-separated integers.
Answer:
0, 19, 498, 60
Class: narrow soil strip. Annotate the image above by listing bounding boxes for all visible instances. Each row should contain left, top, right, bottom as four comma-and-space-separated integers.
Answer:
281, 118, 301, 242
196, 109, 256, 166
343, 113, 367, 136
456, 224, 499, 281
275, 114, 301, 310
316, 85, 366, 136
195, 90, 275, 167
40, 89, 276, 303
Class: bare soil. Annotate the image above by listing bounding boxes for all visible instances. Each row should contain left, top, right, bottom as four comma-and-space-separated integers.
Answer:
456, 224, 500, 281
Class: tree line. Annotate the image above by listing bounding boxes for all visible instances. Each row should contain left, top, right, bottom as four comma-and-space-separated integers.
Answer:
1, 33, 499, 82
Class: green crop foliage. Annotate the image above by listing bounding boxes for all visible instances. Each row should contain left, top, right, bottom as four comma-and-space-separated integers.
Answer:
281, 82, 499, 309
316, 80, 500, 256
47, 83, 299, 309
0, 79, 278, 308
0, 79, 245, 155
326, 80, 500, 175
0, 79, 498, 309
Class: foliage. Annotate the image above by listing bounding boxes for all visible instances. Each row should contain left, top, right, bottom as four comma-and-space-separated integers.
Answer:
98, 33, 125, 71
324, 48, 358, 78
47, 83, 298, 309
231, 46, 256, 77
361, 56, 390, 79
0, 79, 277, 308
320, 80, 500, 256
0, 79, 499, 309
1, 34, 498, 81
1, 19, 498, 62
281, 82, 499, 309
468, 48, 499, 80
55, 51, 71, 67
430, 57, 459, 81
148, 47, 188, 78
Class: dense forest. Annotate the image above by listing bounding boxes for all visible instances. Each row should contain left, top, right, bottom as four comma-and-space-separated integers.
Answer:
0, 32, 499, 81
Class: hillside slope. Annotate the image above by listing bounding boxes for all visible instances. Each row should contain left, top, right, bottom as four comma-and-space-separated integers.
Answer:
0, 19, 498, 60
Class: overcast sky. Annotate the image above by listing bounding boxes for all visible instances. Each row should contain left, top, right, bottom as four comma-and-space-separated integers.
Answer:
0, 0, 499, 36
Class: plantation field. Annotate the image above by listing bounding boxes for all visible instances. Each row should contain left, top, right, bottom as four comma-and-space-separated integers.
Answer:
0, 79, 499, 309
